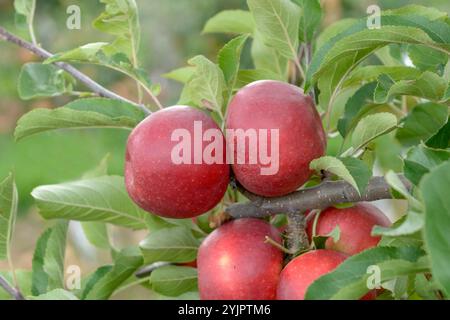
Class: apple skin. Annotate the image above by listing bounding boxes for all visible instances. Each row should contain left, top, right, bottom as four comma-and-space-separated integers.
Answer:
306, 203, 391, 255
198, 218, 283, 300
125, 105, 230, 219
226, 80, 326, 197
277, 249, 347, 300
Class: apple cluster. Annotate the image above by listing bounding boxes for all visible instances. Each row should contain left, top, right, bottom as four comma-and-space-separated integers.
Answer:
124, 80, 391, 300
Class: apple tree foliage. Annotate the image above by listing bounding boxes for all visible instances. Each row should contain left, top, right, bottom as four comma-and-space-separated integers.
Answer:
1, 0, 450, 300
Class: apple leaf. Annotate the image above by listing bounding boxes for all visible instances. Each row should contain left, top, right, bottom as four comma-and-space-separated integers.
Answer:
18, 63, 75, 100
0, 173, 18, 262
337, 82, 377, 137
292, 0, 322, 43
247, 0, 300, 61
184, 55, 226, 112
421, 160, 450, 298
426, 119, 450, 149
218, 34, 250, 88
309, 156, 371, 195
162, 67, 195, 84
374, 72, 448, 104
372, 210, 424, 237
31, 176, 150, 230
139, 227, 200, 265
14, 0, 36, 31
31, 220, 69, 296
250, 31, 288, 78
14, 98, 145, 141
81, 247, 143, 300
235, 69, 284, 89
404, 144, 450, 186
396, 102, 449, 147
351, 113, 398, 153
29, 289, 79, 300
150, 266, 198, 297
202, 10, 255, 34
92, 0, 140, 60
343, 66, 421, 89
305, 246, 427, 300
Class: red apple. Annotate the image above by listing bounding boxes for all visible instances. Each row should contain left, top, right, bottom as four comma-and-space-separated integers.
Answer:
277, 250, 376, 300
306, 203, 391, 255
277, 249, 347, 300
125, 105, 230, 219
198, 218, 283, 300
225, 80, 326, 197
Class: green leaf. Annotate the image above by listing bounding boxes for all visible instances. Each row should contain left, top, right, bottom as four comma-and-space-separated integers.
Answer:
404, 144, 450, 186
14, 0, 36, 31
0, 174, 18, 262
340, 157, 372, 194
139, 227, 200, 265
29, 289, 79, 300
18, 63, 74, 100
81, 247, 143, 300
235, 69, 284, 89
31, 220, 69, 296
150, 266, 198, 297
351, 113, 398, 152
305, 246, 427, 300
337, 82, 377, 137
426, 119, 450, 149
184, 55, 226, 112
45, 42, 109, 64
81, 222, 110, 250
343, 66, 421, 89
292, 0, 322, 42
14, 98, 145, 141
310, 156, 369, 195
250, 31, 288, 78
218, 34, 250, 87
307, 16, 450, 91
31, 176, 150, 229
396, 102, 449, 147
372, 211, 424, 237
247, 0, 300, 61
408, 45, 448, 74
374, 72, 448, 104
385, 171, 421, 209
421, 160, 450, 297
162, 67, 195, 84
93, 0, 140, 60
202, 10, 255, 34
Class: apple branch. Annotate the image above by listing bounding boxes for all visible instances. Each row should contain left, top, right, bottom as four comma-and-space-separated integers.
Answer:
0, 26, 151, 116
0, 275, 25, 300
227, 175, 412, 218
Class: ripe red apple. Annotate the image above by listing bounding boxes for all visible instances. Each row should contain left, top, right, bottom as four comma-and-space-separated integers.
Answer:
306, 203, 391, 255
125, 105, 230, 219
277, 249, 347, 300
225, 80, 326, 197
198, 218, 283, 300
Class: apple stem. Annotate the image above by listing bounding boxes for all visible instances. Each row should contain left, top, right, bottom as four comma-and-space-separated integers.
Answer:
285, 213, 309, 256
264, 236, 292, 254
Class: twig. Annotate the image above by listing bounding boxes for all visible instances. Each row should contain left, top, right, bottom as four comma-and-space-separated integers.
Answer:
226, 175, 412, 218
0, 275, 25, 300
0, 26, 151, 116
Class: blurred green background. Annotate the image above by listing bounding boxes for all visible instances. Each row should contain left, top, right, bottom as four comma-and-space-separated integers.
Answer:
0, 0, 449, 299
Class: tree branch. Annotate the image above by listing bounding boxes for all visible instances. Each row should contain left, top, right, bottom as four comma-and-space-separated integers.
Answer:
0, 26, 151, 116
135, 261, 172, 278
226, 175, 412, 218
0, 275, 25, 300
